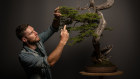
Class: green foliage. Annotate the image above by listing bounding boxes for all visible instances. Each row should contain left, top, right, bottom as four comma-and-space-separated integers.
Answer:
75, 13, 100, 23
59, 6, 100, 45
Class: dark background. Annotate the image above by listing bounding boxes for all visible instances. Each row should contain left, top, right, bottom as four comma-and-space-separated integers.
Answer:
1, 0, 140, 79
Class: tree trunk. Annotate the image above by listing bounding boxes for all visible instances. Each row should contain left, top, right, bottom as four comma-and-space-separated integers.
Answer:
91, 0, 114, 63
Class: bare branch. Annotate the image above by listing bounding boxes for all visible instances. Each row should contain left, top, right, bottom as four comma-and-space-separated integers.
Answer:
101, 45, 113, 56
96, 0, 114, 11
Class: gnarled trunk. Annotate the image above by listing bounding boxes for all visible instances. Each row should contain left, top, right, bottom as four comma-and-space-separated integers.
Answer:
91, 0, 114, 63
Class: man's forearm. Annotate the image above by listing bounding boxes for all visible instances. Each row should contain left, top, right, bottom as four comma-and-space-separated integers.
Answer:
52, 18, 60, 29
47, 40, 65, 66
47, 25, 69, 67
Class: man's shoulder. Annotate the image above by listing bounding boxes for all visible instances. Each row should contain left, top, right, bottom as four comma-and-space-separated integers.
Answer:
18, 48, 29, 55
19, 47, 40, 57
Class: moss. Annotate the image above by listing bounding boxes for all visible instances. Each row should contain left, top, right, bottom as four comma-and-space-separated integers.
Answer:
92, 60, 115, 67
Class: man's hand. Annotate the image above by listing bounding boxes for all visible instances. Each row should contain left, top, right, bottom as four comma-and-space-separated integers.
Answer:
54, 7, 61, 19
52, 7, 61, 29
47, 25, 69, 66
60, 25, 69, 45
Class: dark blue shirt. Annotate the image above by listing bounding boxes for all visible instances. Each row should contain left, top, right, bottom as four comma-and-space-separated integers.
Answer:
18, 26, 58, 79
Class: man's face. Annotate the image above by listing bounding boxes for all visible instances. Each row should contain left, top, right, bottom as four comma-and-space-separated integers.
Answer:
22, 26, 40, 44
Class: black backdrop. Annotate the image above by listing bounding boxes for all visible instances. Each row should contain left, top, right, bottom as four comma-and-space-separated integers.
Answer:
1, 0, 140, 79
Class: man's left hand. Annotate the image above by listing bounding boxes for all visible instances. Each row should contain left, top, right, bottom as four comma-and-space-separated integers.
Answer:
52, 7, 61, 29
54, 7, 61, 19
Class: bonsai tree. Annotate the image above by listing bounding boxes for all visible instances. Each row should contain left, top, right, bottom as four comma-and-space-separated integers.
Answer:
58, 0, 116, 72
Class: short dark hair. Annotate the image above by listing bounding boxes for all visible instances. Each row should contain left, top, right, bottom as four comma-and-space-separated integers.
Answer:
16, 24, 30, 40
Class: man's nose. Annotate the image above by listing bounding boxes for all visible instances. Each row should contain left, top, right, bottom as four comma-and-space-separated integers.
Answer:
34, 31, 38, 35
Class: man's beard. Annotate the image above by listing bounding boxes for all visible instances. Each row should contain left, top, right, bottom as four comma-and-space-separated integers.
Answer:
27, 37, 40, 45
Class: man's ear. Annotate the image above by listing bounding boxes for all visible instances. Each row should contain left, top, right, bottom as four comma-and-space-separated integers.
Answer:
22, 37, 27, 43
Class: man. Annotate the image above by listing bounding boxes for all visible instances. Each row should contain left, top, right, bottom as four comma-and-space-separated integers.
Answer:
16, 7, 69, 79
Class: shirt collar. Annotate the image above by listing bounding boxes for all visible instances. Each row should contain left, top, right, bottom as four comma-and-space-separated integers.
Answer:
23, 41, 46, 55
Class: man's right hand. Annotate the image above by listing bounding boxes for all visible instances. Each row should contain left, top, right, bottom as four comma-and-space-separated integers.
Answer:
48, 25, 69, 66
60, 25, 69, 45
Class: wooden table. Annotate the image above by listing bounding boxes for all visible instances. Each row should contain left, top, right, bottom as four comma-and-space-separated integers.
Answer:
80, 71, 123, 79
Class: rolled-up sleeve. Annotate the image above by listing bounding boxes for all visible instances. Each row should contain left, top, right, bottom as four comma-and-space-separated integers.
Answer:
39, 26, 59, 43
19, 52, 49, 68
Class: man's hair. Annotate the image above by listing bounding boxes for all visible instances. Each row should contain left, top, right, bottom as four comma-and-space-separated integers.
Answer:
16, 24, 30, 40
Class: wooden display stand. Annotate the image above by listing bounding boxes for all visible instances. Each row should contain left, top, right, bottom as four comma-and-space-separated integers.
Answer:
80, 71, 123, 79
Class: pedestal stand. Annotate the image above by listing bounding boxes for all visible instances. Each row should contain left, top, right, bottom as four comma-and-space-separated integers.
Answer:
80, 71, 123, 79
